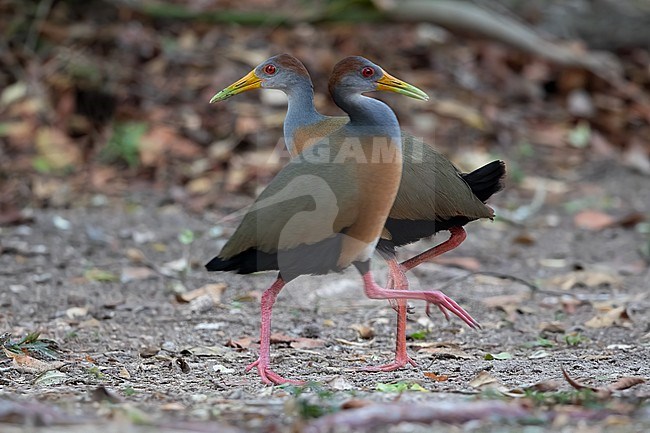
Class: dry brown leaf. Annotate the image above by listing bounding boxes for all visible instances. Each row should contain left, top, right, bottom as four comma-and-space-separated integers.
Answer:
125, 248, 146, 263
418, 347, 473, 359
176, 283, 226, 304
161, 402, 185, 411
4, 349, 62, 374
204, 283, 227, 304
334, 338, 374, 347
186, 176, 214, 196
561, 367, 597, 392
519, 176, 569, 195
481, 294, 528, 321
539, 321, 566, 333
561, 297, 583, 314
607, 376, 645, 391
65, 307, 88, 319
328, 376, 354, 391
270, 333, 294, 344
35, 127, 82, 171
512, 232, 536, 246
424, 372, 449, 382
432, 256, 481, 271
529, 123, 568, 147
622, 138, 650, 175
481, 294, 528, 309
290, 338, 326, 349
350, 324, 375, 339
524, 379, 561, 392
468, 371, 507, 391
226, 337, 253, 349
341, 399, 373, 410
574, 210, 616, 230
410, 341, 460, 349
120, 266, 156, 283
616, 212, 646, 228
544, 269, 622, 291
431, 99, 489, 131
585, 306, 632, 328
139, 126, 201, 167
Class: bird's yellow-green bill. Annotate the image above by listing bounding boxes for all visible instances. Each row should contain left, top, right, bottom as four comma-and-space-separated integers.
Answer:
375, 71, 429, 101
210, 69, 262, 103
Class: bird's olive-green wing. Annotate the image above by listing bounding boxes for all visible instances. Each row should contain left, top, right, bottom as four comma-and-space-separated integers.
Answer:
389, 133, 494, 221
219, 148, 360, 259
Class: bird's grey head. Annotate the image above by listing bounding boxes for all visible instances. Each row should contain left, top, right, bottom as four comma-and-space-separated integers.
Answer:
328, 56, 429, 101
210, 53, 312, 103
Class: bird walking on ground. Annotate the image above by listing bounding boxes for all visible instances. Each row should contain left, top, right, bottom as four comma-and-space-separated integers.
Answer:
210, 54, 505, 371
207, 57, 474, 385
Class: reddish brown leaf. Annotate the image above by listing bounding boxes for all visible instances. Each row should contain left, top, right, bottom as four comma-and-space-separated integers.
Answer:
341, 399, 373, 410
350, 324, 375, 339
607, 376, 645, 391
290, 338, 326, 349
226, 337, 253, 349
424, 372, 449, 382
574, 210, 615, 231
561, 367, 597, 392
432, 256, 481, 271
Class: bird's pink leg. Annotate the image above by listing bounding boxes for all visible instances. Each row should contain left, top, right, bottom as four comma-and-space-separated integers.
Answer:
395, 226, 476, 322
360, 269, 481, 330
362, 258, 416, 372
245, 277, 304, 385
400, 226, 467, 272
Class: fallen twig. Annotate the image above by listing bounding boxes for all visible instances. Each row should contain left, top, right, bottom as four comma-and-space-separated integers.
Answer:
436, 270, 539, 293
374, 0, 623, 83
303, 400, 529, 433
561, 366, 645, 399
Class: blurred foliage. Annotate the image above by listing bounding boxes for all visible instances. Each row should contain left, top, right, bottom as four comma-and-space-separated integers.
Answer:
101, 122, 148, 168
1, 0, 649, 216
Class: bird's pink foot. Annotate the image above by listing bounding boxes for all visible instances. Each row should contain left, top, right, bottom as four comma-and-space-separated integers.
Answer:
246, 358, 305, 385
361, 353, 417, 372
424, 290, 481, 329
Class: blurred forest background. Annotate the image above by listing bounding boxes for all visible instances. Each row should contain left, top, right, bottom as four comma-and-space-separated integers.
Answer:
2, 0, 650, 221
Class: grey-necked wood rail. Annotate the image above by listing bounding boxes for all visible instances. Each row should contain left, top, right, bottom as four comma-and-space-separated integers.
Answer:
211, 54, 505, 372
207, 57, 475, 385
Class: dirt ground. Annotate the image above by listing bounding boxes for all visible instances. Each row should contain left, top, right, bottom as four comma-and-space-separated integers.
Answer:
1, 149, 649, 432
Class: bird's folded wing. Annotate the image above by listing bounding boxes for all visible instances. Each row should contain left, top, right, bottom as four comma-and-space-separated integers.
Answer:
391, 134, 493, 221
219, 160, 360, 258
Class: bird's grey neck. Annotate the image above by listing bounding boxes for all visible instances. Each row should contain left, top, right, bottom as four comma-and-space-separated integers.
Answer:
333, 91, 400, 139
284, 80, 325, 154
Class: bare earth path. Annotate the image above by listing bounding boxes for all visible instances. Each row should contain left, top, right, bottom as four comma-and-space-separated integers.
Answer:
1, 157, 649, 432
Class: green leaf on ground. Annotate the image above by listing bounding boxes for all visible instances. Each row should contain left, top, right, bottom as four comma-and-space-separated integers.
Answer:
376, 381, 428, 392
2, 332, 61, 360
484, 352, 513, 360
408, 330, 429, 340
84, 268, 118, 282
523, 338, 555, 348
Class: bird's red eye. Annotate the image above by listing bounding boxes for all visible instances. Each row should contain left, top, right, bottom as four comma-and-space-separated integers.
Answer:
361, 67, 374, 78
264, 64, 277, 75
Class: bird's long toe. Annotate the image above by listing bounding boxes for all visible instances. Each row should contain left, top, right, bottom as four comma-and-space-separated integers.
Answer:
360, 355, 417, 372
424, 291, 480, 329
246, 358, 304, 385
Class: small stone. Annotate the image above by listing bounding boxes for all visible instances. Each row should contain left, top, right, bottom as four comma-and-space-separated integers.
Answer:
161, 341, 177, 352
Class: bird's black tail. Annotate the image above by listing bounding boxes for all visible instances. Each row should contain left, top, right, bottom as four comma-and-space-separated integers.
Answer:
461, 160, 506, 203
205, 249, 278, 274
